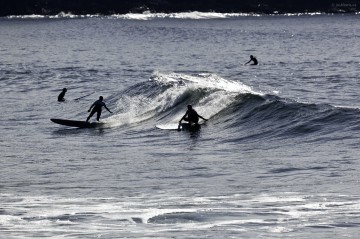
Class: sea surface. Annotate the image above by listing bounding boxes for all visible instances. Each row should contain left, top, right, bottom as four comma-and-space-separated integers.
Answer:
1, 12, 360, 238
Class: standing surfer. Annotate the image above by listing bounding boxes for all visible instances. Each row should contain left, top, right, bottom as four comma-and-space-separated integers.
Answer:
86, 96, 112, 122
58, 88, 67, 102
245, 55, 258, 65
179, 105, 208, 126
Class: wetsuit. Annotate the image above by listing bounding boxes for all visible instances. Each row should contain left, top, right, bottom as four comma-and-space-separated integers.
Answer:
88, 100, 106, 121
184, 109, 200, 124
251, 57, 258, 65
58, 91, 66, 102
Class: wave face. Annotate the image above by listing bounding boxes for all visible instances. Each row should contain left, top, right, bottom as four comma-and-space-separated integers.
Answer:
105, 71, 256, 127
105, 72, 360, 144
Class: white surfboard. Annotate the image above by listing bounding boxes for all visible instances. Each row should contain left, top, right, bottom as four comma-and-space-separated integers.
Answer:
156, 123, 201, 131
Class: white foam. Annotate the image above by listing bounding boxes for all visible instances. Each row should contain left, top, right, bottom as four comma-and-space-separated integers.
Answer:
277, 12, 325, 16
5, 11, 335, 20
7, 14, 46, 19
111, 11, 258, 20
152, 71, 256, 94
104, 95, 156, 127
6, 12, 100, 19
2, 193, 360, 237
5, 12, 249, 20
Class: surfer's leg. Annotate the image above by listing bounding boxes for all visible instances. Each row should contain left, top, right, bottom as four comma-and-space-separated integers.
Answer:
194, 118, 199, 125
86, 109, 96, 122
96, 110, 102, 121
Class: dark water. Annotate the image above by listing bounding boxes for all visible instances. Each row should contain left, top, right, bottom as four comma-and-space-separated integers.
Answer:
1, 13, 360, 238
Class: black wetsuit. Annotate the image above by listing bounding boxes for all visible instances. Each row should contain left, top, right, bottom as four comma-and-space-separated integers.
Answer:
184, 109, 199, 124
58, 91, 66, 102
88, 100, 106, 121
252, 57, 258, 65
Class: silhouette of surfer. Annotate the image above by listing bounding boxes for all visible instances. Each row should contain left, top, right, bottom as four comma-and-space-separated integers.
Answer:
245, 55, 258, 65
58, 88, 67, 102
86, 96, 112, 122
179, 105, 207, 128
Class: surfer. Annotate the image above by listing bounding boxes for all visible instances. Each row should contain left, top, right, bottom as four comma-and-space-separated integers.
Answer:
179, 105, 208, 126
245, 55, 258, 65
86, 96, 112, 122
58, 88, 67, 102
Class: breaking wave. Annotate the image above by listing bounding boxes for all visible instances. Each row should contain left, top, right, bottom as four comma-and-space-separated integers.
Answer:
101, 71, 360, 143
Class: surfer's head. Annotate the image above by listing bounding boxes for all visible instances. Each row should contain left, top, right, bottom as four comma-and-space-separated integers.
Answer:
99, 96, 103, 101
250, 55, 254, 59
63, 88, 67, 92
187, 105, 192, 110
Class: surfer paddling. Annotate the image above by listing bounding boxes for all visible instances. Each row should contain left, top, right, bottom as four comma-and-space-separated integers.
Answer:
86, 96, 112, 122
179, 105, 208, 128
58, 88, 67, 102
245, 55, 258, 65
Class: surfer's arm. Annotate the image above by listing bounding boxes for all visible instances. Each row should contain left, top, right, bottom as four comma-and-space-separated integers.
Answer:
88, 103, 95, 112
104, 105, 112, 113
179, 113, 187, 123
245, 59, 251, 65
198, 115, 208, 121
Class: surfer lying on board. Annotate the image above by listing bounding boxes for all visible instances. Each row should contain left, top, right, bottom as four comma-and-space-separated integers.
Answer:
86, 96, 112, 122
245, 55, 258, 65
179, 105, 208, 126
58, 88, 67, 102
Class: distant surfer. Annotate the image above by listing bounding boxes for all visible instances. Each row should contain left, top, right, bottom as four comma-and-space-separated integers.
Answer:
58, 88, 67, 102
245, 55, 258, 65
179, 105, 208, 127
86, 96, 112, 122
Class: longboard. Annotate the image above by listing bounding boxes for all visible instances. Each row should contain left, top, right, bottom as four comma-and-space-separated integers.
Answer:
156, 122, 201, 131
50, 118, 102, 128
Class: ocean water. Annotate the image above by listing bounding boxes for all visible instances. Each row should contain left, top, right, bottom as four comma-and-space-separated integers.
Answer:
1, 13, 360, 238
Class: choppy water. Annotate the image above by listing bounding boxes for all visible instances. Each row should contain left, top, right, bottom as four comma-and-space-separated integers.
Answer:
1, 13, 360, 238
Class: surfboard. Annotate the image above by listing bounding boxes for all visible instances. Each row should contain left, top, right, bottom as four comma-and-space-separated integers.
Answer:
50, 118, 102, 128
156, 122, 201, 131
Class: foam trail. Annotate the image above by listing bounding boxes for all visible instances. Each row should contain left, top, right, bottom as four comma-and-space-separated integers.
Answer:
104, 95, 155, 127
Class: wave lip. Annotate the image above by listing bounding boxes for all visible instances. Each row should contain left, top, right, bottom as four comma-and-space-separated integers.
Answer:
151, 71, 257, 94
